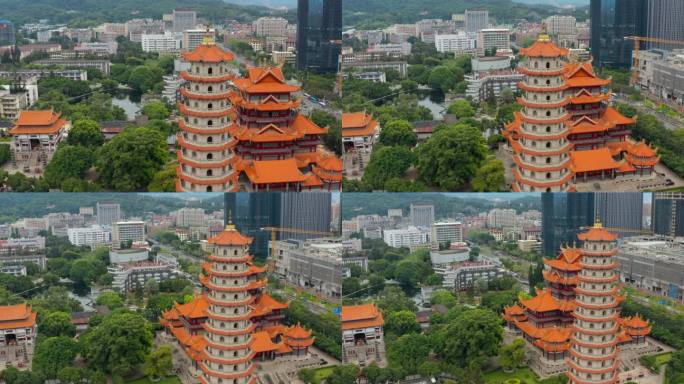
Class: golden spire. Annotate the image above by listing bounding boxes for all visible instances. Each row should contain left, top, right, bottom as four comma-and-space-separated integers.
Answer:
538, 23, 550, 42
202, 26, 215, 46
225, 210, 236, 231
594, 214, 603, 228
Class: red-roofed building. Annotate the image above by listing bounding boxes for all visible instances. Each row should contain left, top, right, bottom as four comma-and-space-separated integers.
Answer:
10, 110, 68, 162
503, 35, 660, 192
342, 112, 379, 153
0, 304, 37, 368
176, 33, 341, 192
341, 303, 386, 367
502, 222, 652, 379
160, 223, 314, 383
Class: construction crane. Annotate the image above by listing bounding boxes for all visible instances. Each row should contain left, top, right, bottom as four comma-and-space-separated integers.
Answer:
624, 36, 684, 87
259, 227, 339, 272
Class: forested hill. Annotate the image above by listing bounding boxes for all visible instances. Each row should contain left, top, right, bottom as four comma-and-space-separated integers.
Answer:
0, 0, 282, 27
343, 0, 584, 28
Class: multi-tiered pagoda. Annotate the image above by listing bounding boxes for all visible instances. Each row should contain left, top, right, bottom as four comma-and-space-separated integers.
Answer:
160, 223, 314, 382
503, 223, 652, 379
176, 32, 342, 192
504, 35, 660, 192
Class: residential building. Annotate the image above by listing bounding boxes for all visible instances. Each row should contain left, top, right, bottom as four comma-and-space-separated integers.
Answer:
487, 209, 517, 229
296, 0, 342, 73
652, 192, 684, 237
108, 261, 177, 292
74, 41, 118, 56
436, 261, 504, 290
434, 33, 476, 55
517, 239, 542, 253
182, 29, 215, 52
174, 207, 205, 227
341, 112, 379, 153
471, 56, 511, 72
142, 33, 182, 54
465, 70, 524, 101
367, 42, 411, 56
464, 9, 489, 33
431, 221, 463, 247
112, 221, 146, 245
172, 8, 197, 33
109, 248, 149, 265
0, 304, 37, 368
545, 16, 577, 36
67, 225, 111, 247
341, 304, 386, 367
0, 69, 87, 81
127, 19, 165, 43
476, 28, 511, 56
0, 265, 27, 276
0, 19, 15, 45
97, 202, 121, 226
32, 59, 111, 75
0, 83, 32, 121
254, 17, 288, 37
410, 203, 434, 228
382, 226, 430, 249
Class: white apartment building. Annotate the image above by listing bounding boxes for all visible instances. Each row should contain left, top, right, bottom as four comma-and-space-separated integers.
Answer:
434, 33, 476, 54
383, 226, 430, 248
476, 28, 511, 56
487, 209, 517, 229
545, 15, 577, 36
174, 207, 205, 227
183, 29, 215, 51
253, 17, 288, 37
464, 9, 489, 33
67, 226, 111, 248
112, 221, 146, 245
431, 221, 463, 247
141, 33, 182, 53
367, 42, 412, 56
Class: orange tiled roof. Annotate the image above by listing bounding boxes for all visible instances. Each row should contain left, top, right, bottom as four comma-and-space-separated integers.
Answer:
577, 222, 618, 242
539, 326, 572, 343
208, 225, 253, 246
10, 110, 66, 135
520, 288, 574, 313
233, 67, 300, 94
520, 37, 568, 58
286, 323, 312, 339
251, 293, 288, 318
182, 42, 234, 63
622, 315, 649, 328
504, 304, 524, 316
251, 330, 280, 353
0, 303, 34, 322
175, 294, 209, 319
302, 173, 324, 187
627, 139, 657, 158
342, 113, 378, 138
603, 106, 636, 126
559, 247, 582, 264
244, 158, 308, 185
569, 148, 622, 173
341, 303, 384, 330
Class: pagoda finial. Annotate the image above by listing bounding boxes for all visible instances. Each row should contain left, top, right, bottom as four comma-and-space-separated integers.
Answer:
594, 214, 603, 228
202, 26, 215, 46
538, 23, 550, 42
225, 210, 236, 231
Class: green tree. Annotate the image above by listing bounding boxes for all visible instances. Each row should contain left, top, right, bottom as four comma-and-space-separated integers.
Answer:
394, 259, 422, 293
435, 308, 503, 367
83, 312, 153, 374
472, 157, 505, 192
376, 286, 417, 313
447, 99, 476, 119
95, 127, 168, 191
416, 123, 488, 190
385, 310, 420, 336
310, 110, 342, 156
67, 119, 104, 147
379, 120, 418, 147
430, 290, 457, 308
362, 146, 414, 190
142, 345, 173, 380
428, 66, 457, 93
95, 291, 124, 310
388, 333, 431, 374
498, 339, 526, 372
481, 290, 519, 314
141, 101, 170, 120
40, 311, 76, 337
32, 336, 80, 378
0, 144, 10, 166
43, 145, 94, 189
328, 364, 360, 384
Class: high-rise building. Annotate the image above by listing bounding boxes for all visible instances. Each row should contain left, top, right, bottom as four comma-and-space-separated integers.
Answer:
0, 19, 15, 45
67, 226, 112, 247
464, 9, 489, 33
182, 29, 215, 52
651, 192, 684, 237
476, 28, 511, 56
431, 221, 463, 247
96, 202, 121, 226
645, 0, 684, 49
172, 8, 196, 33
296, 0, 342, 73
541, 193, 595, 257
545, 16, 577, 36
253, 17, 288, 37
410, 203, 435, 228
224, 193, 333, 258
174, 207, 206, 227
594, 192, 644, 236
590, 0, 647, 68
487, 209, 517, 229
112, 221, 146, 245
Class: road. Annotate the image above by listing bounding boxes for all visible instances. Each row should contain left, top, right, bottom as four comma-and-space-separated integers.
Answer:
616, 94, 683, 130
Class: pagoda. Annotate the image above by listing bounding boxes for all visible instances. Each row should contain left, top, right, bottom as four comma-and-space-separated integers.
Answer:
503, 35, 660, 192
176, 32, 342, 192
503, 223, 653, 379
160, 222, 315, 382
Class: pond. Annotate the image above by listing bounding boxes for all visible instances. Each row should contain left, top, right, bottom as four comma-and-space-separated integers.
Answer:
417, 91, 446, 120
112, 92, 142, 120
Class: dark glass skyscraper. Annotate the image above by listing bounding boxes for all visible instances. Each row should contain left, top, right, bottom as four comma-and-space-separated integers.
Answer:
594, 192, 644, 237
652, 193, 684, 237
645, 0, 684, 49
590, 0, 648, 68
542, 193, 596, 257
224, 193, 333, 259
296, 0, 342, 73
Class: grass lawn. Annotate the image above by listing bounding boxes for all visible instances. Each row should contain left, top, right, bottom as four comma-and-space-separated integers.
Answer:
655, 352, 673, 368
484, 368, 539, 384
312, 366, 335, 384
125, 377, 182, 384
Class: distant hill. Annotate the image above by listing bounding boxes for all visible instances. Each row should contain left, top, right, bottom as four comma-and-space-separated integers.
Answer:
224, 0, 296, 9
343, 0, 579, 28
514, 0, 588, 6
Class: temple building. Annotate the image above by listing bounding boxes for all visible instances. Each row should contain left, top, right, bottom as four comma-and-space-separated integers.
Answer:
503, 34, 659, 192
176, 31, 342, 192
160, 223, 315, 383
341, 112, 379, 153
341, 303, 387, 367
503, 223, 655, 379
0, 304, 37, 369
10, 110, 68, 164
